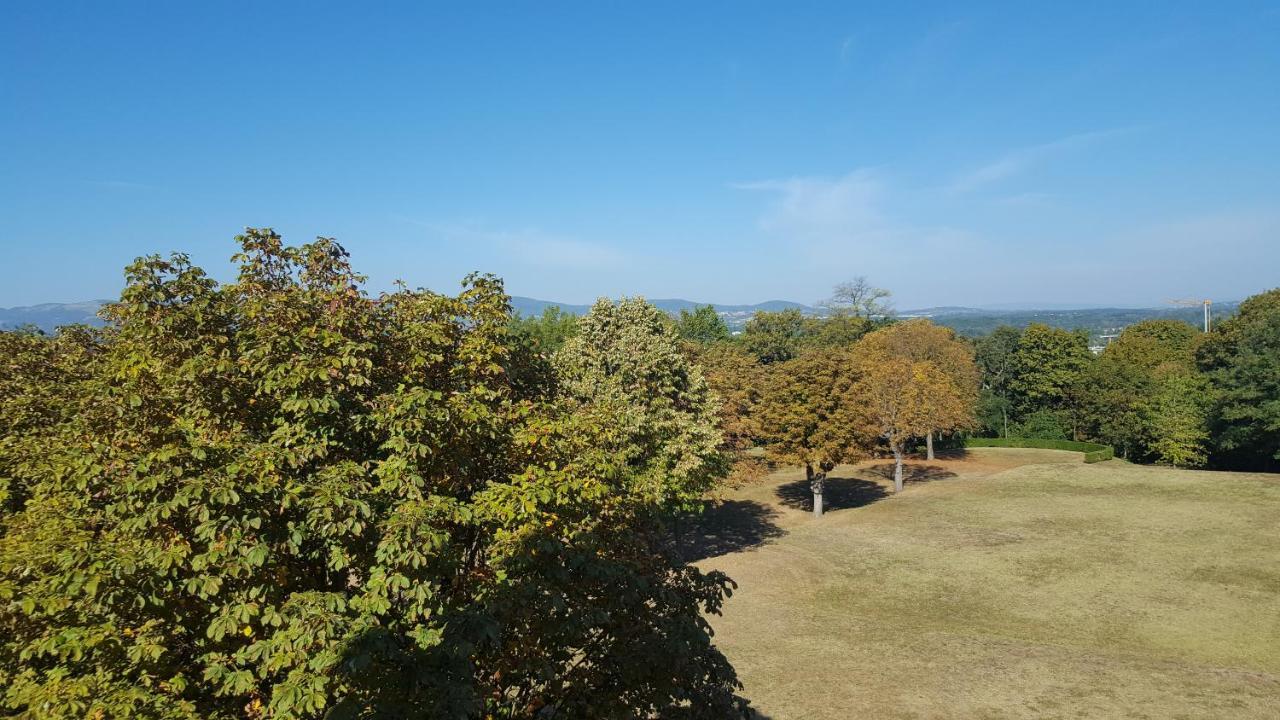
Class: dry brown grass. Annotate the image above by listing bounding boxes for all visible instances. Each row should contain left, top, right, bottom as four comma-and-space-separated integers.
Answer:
691, 448, 1280, 719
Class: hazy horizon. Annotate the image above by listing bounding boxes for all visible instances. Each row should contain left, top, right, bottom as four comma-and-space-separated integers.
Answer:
0, 293, 1243, 315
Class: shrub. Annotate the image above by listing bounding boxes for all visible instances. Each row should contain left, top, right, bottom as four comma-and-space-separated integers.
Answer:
964, 437, 1114, 463
1009, 409, 1069, 440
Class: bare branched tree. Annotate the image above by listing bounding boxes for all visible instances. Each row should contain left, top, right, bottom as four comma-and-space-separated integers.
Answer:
822, 277, 894, 319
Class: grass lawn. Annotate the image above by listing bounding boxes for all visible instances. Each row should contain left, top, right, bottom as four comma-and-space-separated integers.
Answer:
688, 448, 1280, 719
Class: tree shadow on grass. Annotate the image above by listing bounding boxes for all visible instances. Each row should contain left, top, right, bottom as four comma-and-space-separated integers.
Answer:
865, 463, 958, 486
774, 475, 888, 513
676, 500, 786, 562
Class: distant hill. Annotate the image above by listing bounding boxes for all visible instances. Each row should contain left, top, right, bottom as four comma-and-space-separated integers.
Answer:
2, 297, 1238, 341
0, 297, 823, 333
510, 296, 817, 317
900, 303, 1239, 343
0, 301, 108, 331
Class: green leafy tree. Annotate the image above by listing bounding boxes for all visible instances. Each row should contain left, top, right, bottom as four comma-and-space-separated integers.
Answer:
1082, 320, 1202, 461
0, 231, 747, 719
741, 309, 807, 364
508, 305, 578, 354
1009, 409, 1069, 440
554, 297, 727, 509
1146, 368, 1211, 467
1009, 324, 1093, 437
675, 305, 730, 344
800, 314, 872, 350
973, 326, 1021, 438
1198, 288, 1280, 470
0, 326, 101, 519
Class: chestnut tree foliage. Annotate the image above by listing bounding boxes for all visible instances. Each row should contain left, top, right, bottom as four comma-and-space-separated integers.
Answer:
853, 320, 978, 459
754, 348, 866, 497
0, 231, 747, 719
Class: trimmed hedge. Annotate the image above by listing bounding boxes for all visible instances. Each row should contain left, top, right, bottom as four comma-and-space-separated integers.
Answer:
965, 437, 1115, 463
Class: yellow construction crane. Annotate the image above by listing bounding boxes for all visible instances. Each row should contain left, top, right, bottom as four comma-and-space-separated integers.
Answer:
1166, 298, 1212, 332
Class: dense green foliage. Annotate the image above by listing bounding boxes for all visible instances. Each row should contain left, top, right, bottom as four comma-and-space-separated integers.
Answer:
966, 292, 1280, 471
963, 437, 1114, 463
741, 309, 808, 363
740, 309, 876, 364
973, 326, 1020, 438
0, 231, 747, 719
675, 305, 731, 344
508, 305, 578, 354
1198, 289, 1280, 472
1008, 324, 1092, 427
554, 298, 726, 508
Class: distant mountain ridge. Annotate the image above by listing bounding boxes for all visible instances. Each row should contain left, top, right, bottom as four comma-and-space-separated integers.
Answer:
0, 301, 110, 331
0, 298, 823, 333
509, 296, 817, 318
2, 298, 1240, 341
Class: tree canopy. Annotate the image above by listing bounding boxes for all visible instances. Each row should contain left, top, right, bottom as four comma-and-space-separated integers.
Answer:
821, 277, 893, 320
0, 231, 748, 719
1081, 319, 1208, 465
754, 348, 866, 508
554, 297, 726, 508
850, 324, 974, 490
973, 325, 1021, 438
675, 305, 731, 344
1198, 288, 1280, 471
741, 308, 807, 364
855, 320, 978, 458
691, 343, 763, 453
508, 305, 578, 354
1008, 324, 1092, 437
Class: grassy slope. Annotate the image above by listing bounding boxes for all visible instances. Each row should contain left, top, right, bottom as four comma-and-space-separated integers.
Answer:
692, 449, 1280, 719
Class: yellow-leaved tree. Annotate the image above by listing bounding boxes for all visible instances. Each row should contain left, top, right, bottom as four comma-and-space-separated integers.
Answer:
853, 319, 978, 459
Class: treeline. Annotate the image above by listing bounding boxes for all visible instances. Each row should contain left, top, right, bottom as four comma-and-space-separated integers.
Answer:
517, 280, 1280, 474
516, 278, 983, 500
0, 231, 749, 719
968, 297, 1280, 471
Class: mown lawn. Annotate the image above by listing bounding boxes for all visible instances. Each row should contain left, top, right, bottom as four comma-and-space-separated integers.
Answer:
689, 448, 1280, 719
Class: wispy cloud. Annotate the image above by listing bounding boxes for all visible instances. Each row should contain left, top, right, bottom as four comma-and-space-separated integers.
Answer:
398, 218, 628, 271
947, 128, 1136, 195
732, 169, 980, 276
733, 170, 885, 242
838, 35, 857, 67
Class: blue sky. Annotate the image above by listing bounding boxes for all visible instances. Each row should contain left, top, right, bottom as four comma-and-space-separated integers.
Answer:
2, 2, 1278, 309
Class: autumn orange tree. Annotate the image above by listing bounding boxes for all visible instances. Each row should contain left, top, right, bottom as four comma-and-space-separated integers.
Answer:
691, 342, 763, 452
854, 319, 978, 459
754, 348, 867, 516
850, 355, 966, 492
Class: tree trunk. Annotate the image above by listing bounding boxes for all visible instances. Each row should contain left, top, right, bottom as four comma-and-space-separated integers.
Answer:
926, 432, 935, 461
892, 443, 904, 493
1002, 406, 1008, 439
806, 463, 823, 518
